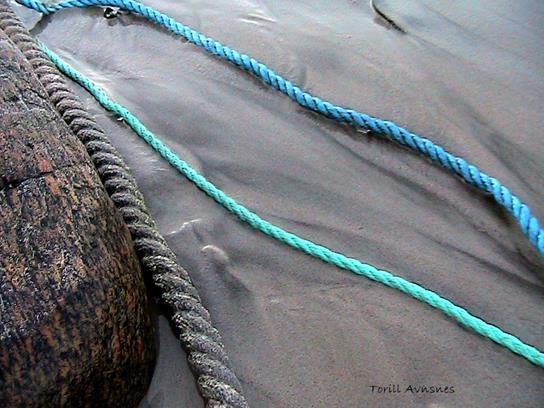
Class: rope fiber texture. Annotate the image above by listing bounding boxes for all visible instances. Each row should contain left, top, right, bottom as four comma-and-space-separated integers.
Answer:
0, 2, 249, 407
17, 18, 544, 370
15, 0, 544, 258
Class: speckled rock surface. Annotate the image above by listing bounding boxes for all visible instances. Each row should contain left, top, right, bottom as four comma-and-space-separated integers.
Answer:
0, 27, 155, 407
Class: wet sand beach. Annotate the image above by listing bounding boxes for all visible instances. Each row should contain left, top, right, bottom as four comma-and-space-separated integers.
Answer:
16, 0, 544, 406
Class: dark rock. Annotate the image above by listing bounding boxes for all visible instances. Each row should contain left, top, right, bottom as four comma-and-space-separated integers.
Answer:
0, 25, 155, 407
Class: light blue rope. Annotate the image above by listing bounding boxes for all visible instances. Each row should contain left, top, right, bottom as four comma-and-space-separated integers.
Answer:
16, 0, 544, 258
37, 41, 544, 368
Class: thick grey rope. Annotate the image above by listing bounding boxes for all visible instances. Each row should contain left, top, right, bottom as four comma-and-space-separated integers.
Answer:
0, 2, 248, 407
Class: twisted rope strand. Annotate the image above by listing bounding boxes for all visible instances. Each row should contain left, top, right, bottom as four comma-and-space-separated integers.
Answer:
15, 0, 544, 257
0, 4, 249, 407
37, 41, 544, 369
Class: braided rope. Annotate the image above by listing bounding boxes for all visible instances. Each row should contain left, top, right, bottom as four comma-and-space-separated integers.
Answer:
0, 3, 248, 407
14, 0, 544, 258
33, 37, 544, 369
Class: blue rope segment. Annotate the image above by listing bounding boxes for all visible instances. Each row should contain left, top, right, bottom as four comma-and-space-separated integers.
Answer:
15, 0, 544, 257
38, 41, 544, 369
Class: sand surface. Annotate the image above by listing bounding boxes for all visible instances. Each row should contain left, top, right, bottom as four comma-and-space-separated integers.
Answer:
17, 0, 544, 406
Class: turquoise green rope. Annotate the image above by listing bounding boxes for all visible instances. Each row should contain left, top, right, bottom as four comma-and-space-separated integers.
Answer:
39, 42, 544, 369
